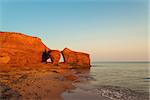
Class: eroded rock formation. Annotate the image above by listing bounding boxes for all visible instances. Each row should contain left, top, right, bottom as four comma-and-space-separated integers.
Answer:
0, 32, 91, 68
0, 32, 50, 65
50, 50, 61, 65
61, 48, 91, 68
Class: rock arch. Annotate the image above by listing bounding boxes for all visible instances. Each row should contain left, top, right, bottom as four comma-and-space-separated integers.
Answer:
61, 48, 91, 67
49, 50, 61, 65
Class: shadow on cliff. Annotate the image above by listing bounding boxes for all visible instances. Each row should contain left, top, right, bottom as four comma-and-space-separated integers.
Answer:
42, 49, 50, 63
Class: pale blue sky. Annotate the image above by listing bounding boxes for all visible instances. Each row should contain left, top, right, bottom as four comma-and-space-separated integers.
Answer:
0, 0, 149, 61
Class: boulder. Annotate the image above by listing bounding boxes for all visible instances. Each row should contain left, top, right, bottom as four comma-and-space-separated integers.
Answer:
50, 50, 61, 65
61, 48, 91, 68
0, 32, 50, 65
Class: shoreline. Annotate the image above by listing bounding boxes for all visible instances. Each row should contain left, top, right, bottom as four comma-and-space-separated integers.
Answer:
62, 68, 149, 100
0, 63, 78, 100
0, 63, 149, 100
62, 83, 149, 100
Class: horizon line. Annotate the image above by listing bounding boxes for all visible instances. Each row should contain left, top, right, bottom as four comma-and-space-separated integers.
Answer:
92, 61, 150, 63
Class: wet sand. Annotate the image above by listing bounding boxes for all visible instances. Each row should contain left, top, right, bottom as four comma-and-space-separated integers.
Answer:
0, 63, 149, 100
62, 83, 149, 100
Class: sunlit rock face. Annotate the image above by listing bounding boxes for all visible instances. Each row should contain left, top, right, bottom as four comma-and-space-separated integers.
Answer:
50, 50, 61, 65
61, 48, 91, 68
0, 32, 91, 67
0, 53, 10, 64
0, 32, 50, 64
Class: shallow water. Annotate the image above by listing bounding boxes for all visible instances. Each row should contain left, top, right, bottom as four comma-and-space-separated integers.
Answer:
62, 62, 150, 100
90, 62, 149, 92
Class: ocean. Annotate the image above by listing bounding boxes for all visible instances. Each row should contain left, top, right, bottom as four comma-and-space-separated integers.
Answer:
63, 62, 150, 100
90, 62, 149, 92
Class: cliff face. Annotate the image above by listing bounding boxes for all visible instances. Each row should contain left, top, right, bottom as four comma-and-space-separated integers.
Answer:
61, 48, 91, 68
0, 32, 91, 68
0, 32, 50, 64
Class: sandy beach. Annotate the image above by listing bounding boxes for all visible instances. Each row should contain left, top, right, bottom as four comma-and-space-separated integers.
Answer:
0, 63, 149, 100
0, 63, 81, 100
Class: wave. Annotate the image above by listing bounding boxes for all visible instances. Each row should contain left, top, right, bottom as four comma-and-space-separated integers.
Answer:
95, 85, 149, 100
67, 84, 149, 100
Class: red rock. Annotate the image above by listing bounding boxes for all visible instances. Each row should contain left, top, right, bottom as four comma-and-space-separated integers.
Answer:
50, 50, 61, 65
64, 75, 78, 81
0, 53, 10, 64
0, 32, 50, 64
61, 48, 91, 68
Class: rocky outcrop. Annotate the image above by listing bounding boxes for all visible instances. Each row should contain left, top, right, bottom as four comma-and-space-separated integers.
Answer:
61, 48, 91, 68
50, 50, 61, 65
0, 32, 50, 64
0, 32, 91, 68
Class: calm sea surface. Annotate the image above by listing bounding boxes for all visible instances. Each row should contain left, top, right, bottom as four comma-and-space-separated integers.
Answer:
63, 62, 150, 100
90, 62, 149, 92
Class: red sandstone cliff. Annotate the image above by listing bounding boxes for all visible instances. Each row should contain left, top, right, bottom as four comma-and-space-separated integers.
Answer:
0, 32, 50, 64
50, 50, 61, 65
0, 32, 91, 68
61, 48, 91, 68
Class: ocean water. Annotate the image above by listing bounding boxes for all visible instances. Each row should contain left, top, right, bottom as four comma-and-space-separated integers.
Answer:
90, 62, 149, 93
63, 62, 150, 100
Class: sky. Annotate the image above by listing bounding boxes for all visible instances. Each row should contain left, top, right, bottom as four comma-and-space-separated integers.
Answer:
0, 0, 149, 62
